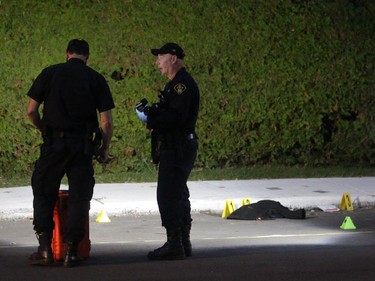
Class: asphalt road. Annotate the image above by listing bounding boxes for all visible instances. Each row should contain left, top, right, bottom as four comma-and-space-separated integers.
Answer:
1, 208, 375, 281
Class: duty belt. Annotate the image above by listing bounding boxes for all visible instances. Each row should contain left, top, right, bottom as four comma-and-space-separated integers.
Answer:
50, 129, 84, 138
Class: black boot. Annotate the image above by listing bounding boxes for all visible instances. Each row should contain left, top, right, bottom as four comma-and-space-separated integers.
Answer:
147, 228, 186, 260
181, 224, 192, 257
29, 232, 54, 266
64, 242, 82, 268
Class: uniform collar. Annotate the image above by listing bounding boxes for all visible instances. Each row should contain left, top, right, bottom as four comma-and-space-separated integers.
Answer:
67, 58, 86, 65
171, 67, 186, 81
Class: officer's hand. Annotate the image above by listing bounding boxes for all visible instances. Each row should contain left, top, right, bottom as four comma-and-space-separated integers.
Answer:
136, 108, 148, 123
95, 146, 111, 164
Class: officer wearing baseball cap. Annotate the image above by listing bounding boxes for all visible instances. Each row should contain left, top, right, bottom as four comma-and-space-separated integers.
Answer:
136, 42, 200, 260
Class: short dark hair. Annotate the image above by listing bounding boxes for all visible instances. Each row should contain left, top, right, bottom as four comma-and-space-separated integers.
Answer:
66, 39, 90, 56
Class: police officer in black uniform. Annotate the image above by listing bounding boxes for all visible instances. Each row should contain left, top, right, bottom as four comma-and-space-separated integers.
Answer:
26, 39, 115, 267
136, 43, 200, 260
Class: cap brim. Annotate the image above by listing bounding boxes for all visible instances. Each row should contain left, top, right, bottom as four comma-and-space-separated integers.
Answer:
151, 48, 161, 56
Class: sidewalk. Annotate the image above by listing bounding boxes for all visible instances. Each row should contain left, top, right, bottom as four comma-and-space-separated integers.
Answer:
0, 177, 374, 220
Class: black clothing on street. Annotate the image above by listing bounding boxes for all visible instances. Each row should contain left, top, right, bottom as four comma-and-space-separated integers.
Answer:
227, 200, 306, 220
147, 67, 200, 229
27, 58, 114, 243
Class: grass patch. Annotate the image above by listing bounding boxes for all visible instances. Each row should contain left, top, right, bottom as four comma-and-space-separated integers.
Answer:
1, 166, 374, 188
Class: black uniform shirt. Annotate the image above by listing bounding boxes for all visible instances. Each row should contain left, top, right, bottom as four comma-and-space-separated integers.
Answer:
27, 58, 115, 130
147, 67, 199, 135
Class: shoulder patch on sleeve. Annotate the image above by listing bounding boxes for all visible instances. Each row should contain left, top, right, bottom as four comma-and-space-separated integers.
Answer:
174, 83, 187, 95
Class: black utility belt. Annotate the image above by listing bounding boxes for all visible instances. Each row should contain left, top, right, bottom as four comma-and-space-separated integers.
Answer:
160, 133, 197, 141
49, 129, 85, 138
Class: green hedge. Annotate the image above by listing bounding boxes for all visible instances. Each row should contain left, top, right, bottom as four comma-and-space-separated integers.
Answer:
0, 0, 374, 177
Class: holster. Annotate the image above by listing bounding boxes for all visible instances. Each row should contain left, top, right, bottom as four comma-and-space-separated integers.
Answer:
151, 130, 161, 164
84, 127, 101, 156
92, 128, 103, 156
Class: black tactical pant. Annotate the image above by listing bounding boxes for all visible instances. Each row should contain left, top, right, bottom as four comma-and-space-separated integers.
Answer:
157, 138, 198, 229
31, 135, 94, 243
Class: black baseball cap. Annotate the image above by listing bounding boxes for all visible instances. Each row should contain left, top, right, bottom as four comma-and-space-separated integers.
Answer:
151, 43, 185, 59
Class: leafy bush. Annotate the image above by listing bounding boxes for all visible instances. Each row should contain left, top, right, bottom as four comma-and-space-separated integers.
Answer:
0, 0, 374, 178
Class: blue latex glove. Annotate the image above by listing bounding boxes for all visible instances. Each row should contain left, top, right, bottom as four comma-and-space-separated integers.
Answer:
136, 108, 148, 122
